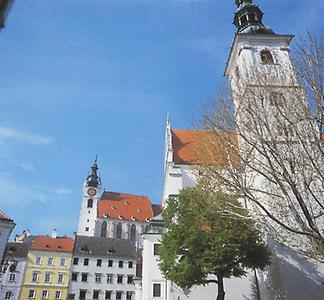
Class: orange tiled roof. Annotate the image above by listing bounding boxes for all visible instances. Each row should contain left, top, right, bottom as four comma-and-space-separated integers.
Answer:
0, 210, 12, 221
98, 192, 154, 222
30, 236, 74, 253
171, 129, 238, 166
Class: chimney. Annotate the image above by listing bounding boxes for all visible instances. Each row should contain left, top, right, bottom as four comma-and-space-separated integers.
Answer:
51, 229, 58, 239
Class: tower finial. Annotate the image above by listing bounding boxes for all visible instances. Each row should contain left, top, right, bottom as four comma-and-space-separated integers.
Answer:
235, 0, 252, 7
233, 0, 274, 34
85, 158, 101, 188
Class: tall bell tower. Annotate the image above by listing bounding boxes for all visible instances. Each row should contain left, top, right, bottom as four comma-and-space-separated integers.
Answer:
225, 0, 305, 139
77, 158, 101, 236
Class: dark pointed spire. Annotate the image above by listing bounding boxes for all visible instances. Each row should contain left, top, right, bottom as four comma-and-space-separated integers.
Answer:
85, 156, 101, 188
233, 0, 274, 34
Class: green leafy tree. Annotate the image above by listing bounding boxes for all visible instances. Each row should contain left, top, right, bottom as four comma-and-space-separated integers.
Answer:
159, 187, 271, 300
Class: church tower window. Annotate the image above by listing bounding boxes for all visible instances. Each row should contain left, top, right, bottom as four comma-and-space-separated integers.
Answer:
260, 50, 274, 64
87, 198, 93, 208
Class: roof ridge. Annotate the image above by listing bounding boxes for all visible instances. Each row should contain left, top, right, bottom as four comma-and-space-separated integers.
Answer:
101, 191, 150, 198
0, 210, 11, 220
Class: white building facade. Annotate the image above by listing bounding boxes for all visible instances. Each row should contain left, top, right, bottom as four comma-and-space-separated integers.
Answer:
68, 236, 137, 300
0, 243, 29, 300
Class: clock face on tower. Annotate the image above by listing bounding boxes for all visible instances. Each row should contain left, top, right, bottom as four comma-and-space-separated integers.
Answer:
87, 188, 97, 197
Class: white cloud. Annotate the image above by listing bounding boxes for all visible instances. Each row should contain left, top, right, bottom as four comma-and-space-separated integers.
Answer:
0, 126, 52, 145
20, 162, 35, 172
54, 188, 73, 195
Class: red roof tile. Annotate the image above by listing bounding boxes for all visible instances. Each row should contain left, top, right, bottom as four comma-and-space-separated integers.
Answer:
98, 192, 154, 222
171, 129, 238, 166
30, 236, 74, 253
0, 210, 12, 221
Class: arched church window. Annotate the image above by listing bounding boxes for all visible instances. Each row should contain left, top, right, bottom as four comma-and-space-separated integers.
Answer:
130, 224, 136, 242
87, 198, 93, 208
260, 50, 274, 64
101, 221, 107, 238
116, 223, 122, 239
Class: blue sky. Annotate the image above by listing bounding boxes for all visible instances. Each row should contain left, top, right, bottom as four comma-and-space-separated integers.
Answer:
0, 0, 323, 237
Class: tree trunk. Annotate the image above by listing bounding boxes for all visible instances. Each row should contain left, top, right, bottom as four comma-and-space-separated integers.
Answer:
217, 275, 225, 300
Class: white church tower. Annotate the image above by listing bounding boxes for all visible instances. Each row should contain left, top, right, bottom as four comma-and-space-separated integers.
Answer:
225, 0, 303, 126
77, 158, 101, 236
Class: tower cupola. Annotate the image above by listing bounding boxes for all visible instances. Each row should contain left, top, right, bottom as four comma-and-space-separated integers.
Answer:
85, 157, 101, 188
234, 0, 274, 34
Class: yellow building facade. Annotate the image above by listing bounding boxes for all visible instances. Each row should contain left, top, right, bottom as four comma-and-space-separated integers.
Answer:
19, 235, 74, 300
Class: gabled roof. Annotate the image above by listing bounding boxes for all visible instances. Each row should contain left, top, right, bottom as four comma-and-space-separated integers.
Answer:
171, 129, 238, 166
98, 192, 154, 222
73, 235, 136, 259
30, 236, 74, 253
0, 210, 13, 221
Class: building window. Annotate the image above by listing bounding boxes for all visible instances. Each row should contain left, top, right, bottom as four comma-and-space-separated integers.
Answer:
85, 227, 89, 232
97, 259, 102, 267
35, 256, 42, 265
116, 223, 122, 239
118, 260, 123, 268
105, 291, 112, 300
101, 221, 107, 237
107, 274, 113, 283
55, 291, 61, 299
127, 275, 133, 284
58, 273, 64, 284
79, 290, 86, 300
81, 273, 88, 282
5, 291, 12, 299
32, 272, 39, 282
47, 257, 53, 266
28, 289, 36, 298
116, 291, 122, 300
73, 257, 79, 265
9, 273, 15, 282
108, 260, 113, 267
93, 290, 100, 299
60, 258, 66, 266
126, 291, 133, 300
130, 224, 136, 241
153, 283, 161, 297
71, 272, 78, 281
42, 290, 48, 299
45, 272, 51, 283
260, 49, 274, 64
153, 243, 160, 255
117, 275, 123, 284
95, 273, 102, 283
87, 198, 93, 208
84, 258, 89, 266
128, 261, 133, 268
68, 294, 75, 300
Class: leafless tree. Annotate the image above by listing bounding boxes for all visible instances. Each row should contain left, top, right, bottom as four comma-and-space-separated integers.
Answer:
197, 33, 324, 260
